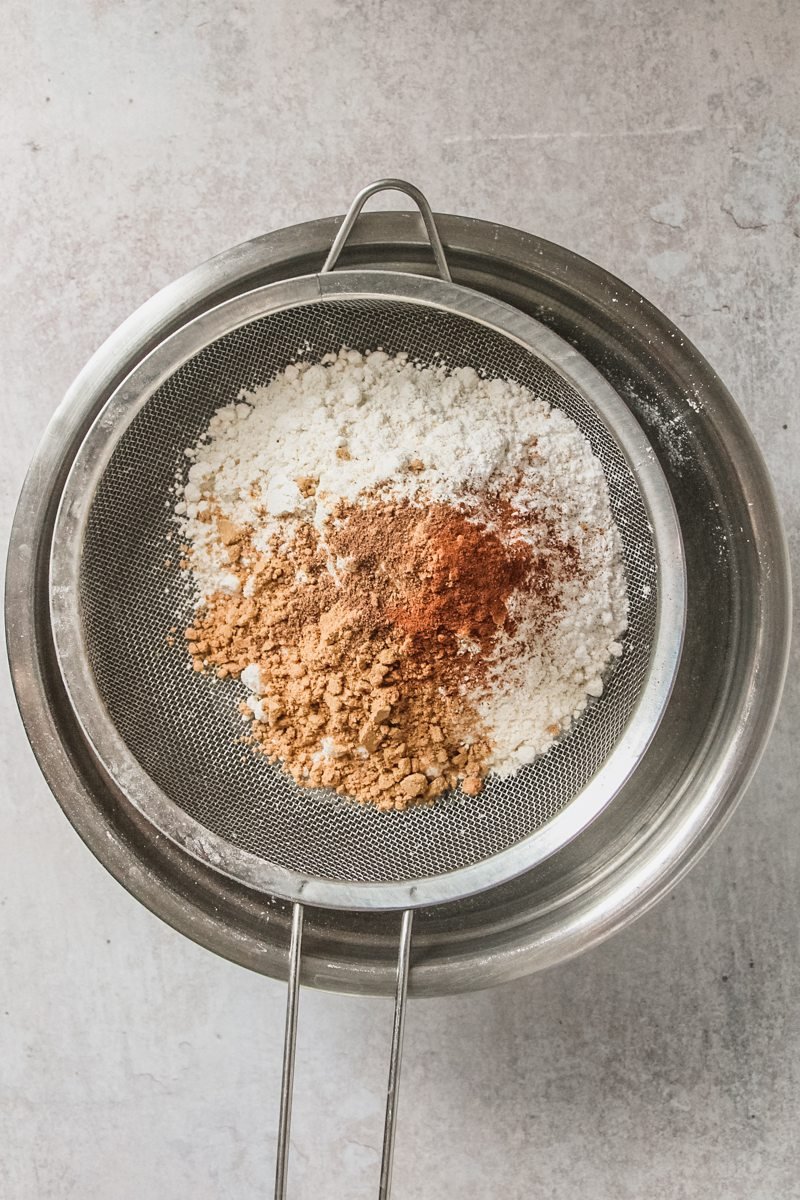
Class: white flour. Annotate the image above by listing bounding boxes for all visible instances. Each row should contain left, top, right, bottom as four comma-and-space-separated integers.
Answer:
176, 347, 628, 777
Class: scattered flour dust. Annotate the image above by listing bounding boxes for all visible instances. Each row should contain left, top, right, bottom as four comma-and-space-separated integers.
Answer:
175, 346, 628, 805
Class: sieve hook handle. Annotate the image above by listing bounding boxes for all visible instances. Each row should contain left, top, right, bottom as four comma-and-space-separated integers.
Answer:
321, 179, 453, 283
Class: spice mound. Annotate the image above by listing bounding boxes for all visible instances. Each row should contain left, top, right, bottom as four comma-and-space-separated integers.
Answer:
174, 348, 628, 811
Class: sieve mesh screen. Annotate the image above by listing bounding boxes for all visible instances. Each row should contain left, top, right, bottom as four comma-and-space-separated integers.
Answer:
78, 298, 657, 884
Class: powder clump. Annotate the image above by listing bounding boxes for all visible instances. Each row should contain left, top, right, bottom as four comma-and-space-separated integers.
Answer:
175, 347, 628, 809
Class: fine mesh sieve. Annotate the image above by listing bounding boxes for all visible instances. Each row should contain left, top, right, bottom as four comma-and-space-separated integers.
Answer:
47, 180, 685, 1198
51, 288, 683, 911
78, 298, 655, 881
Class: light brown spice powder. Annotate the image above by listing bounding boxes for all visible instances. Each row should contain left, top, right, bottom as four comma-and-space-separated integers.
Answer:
184, 492, 576, 809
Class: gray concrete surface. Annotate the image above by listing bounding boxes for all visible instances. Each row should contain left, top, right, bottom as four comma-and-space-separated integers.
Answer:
1, 1, 798, 1197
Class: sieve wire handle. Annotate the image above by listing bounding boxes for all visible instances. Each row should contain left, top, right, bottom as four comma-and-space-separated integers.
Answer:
378, 908, 414, 1199
275, 901, 304, 1200
273, 904, 413, 1199
321, 179, 453, 283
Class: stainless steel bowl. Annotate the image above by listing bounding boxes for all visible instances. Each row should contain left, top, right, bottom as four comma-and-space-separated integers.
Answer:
6, 209, 791, 996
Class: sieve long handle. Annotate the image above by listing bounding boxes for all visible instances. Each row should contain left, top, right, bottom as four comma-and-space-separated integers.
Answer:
275, 901, 304, 1200
321, 179, 453, 283
273, 903, 413, 1200
378, 908, 414, 1199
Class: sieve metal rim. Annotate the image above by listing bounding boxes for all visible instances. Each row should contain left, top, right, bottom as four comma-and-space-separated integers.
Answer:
49, 269, 685, 912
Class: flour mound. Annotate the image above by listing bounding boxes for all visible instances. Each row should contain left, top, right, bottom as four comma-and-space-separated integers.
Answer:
175, 347, 628, 790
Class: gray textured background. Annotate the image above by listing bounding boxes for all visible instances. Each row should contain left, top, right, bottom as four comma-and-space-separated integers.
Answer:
1, 2, 798, 1197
